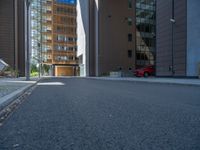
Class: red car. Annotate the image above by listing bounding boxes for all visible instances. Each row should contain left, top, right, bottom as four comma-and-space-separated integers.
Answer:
134, 65, 155, 77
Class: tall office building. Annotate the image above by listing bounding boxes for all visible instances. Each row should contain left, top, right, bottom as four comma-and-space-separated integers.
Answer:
0, 0, 26, 76
77, 0, 156, 76
32, 0, 78, 76
156, 0, 200, 77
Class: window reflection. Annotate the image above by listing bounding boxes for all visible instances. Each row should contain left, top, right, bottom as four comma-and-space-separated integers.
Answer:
136, 0, 156, 68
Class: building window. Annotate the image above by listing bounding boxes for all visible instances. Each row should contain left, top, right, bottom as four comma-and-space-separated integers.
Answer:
128, 50, 132, 58
128, 34, 132, 42
136, 0, 156, 68
128, 18, 132, 26
128, 0, 132, 9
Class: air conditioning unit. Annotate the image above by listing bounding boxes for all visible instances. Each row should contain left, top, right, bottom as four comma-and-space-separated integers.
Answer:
110, 71, 122, 78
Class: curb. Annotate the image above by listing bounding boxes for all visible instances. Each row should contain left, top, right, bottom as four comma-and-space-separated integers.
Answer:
86, 77, 200, 87
0, 78, 42, 111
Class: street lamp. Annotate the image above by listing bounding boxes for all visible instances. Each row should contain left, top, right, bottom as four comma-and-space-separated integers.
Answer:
25, 0, 32, 81
170, 0, 175, 76
170, 19, 175, 23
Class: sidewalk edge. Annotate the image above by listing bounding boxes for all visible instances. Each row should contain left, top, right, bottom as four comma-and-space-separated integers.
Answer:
0, 78, 42, 110
86, 77, 200, 87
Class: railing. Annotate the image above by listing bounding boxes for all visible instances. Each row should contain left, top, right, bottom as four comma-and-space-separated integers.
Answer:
43, 59, 53, 64
42, 1, 52, 5
53, 60, 78, 65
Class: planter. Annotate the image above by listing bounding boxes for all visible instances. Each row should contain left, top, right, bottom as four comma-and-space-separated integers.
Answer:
110, 71, 122, 78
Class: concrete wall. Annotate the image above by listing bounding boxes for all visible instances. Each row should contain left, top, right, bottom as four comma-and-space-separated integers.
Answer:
187, 0, 200, 77
0, 0, 25, 76
77, 0, 89, 76
17, 0, 26, 76
94, 0, 99, 76
156, 0, 187, 77
78, 0, 137, 76
88, 0, 100, 76
0, 0, 15, 68
98, 0, 135, 76
173, 0, 187, 76
77, 0, 99, 77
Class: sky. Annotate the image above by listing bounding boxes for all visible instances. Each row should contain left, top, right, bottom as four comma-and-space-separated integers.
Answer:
56, 0, 76, 5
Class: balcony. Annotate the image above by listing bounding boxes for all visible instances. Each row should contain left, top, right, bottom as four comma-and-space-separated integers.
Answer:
53, 51, 76, 56
42, 1, 52, 6
53, 60, 78, 65
46, 0, 52, 5
42, 30, 52, 34
42, 50, 52, 54
42, 11, 52, 16
42, 20, 52, 25
53, 41, 76, 46
42, 41, 53, 46
43, 59, 53, 64
46, 39, 52, 43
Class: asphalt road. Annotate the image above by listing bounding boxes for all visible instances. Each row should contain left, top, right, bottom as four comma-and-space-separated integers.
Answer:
0, 78, 200, 150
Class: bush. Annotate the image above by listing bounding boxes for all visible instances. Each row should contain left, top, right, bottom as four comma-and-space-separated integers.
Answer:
31, 64, 38, 73
3, 67, 19, 78
31, 71, 39, 77
43, 64, 50, 73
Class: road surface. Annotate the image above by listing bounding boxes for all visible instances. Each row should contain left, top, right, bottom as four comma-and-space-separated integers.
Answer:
0, 78, 200, 150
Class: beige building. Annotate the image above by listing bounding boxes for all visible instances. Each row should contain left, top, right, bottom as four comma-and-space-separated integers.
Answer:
41, 0, 78, 76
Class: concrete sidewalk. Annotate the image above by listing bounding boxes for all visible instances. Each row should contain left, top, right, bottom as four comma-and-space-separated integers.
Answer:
88, 77, 200, 87
0, 77, 40, 110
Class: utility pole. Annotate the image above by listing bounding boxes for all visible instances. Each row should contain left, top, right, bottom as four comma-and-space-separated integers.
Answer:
170, 0, 175, 76
25, 0, 32, 81
40, 0, 43, 78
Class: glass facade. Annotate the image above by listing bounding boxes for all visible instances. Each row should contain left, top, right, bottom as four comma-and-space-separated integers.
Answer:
136, 0, 156, 68
31, 0, 42, 65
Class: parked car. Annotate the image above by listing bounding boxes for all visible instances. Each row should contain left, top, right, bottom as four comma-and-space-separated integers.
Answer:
134, 65, 155, 77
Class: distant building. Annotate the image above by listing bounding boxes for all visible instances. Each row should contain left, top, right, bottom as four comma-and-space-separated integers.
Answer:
156, 0, 200, 77
0, 0, 26, 76
39, 0, 78, 76
77, 0, 156, 76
